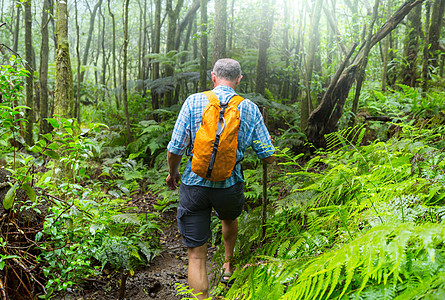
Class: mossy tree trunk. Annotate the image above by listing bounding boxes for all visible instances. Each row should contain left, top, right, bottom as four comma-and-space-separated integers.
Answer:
24, 0, 34, 146
54, 0, 73, 118
213, 0, 227, 64
39, 0, 50, 134
428, 0, 445, 70
401, 3, 422, 87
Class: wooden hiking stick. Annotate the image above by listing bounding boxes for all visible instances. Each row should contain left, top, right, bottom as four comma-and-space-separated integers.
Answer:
261, 106, 268, 243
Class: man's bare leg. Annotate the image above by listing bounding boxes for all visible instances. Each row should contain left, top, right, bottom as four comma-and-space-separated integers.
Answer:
188, 244, 209, 299
222, 219, 238, 279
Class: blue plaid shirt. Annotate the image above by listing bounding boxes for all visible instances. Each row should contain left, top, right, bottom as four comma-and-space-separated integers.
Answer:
167, 85, 275, 188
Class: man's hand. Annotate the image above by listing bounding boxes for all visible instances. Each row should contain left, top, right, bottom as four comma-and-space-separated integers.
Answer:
166, 170, 181, 190
166, 151, 183, 190
261, 155, 275, 165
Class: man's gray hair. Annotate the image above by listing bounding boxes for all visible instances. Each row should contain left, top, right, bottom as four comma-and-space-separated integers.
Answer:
212, 58, 242, 81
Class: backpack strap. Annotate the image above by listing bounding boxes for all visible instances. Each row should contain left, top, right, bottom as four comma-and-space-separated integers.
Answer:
202, 90, 219, 106
229, 95, 244, 107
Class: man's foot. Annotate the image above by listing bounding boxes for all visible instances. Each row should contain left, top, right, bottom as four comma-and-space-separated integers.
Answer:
220, 271, 234, 286
221, 262, 235, 286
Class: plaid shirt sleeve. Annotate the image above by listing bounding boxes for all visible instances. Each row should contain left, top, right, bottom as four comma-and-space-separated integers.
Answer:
167, 98, 191, 156
249, 104, 275, 159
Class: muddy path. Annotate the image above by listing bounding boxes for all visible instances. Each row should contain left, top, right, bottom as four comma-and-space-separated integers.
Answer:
63, 193, 218, 300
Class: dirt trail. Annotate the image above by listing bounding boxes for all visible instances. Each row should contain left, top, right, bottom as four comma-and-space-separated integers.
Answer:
64, 194, 217, 300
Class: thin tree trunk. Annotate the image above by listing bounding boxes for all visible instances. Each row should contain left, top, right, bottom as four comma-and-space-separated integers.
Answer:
199, 0, 207, 91
213, 0, 227, 64
165, 0, 184, 106
350, 0, 380, 125
255, 0, 275, 95
40, 0, 50, 134
421, 0, 431, 91
228, 0, 235, 50
123, 0, 131, 142
152, 0, 161, 109
108, 0, 119, 109
80, 0, 103, 83
137, 0, 143, 81
12, 2, 20, 52
301, 0, 323, 130
381, 0, 391, 91
175, 0, 201, 50
75, 0, 81, 121
280, 0, 290, 99
100, 4, 106, 90
24, 0, 33, 145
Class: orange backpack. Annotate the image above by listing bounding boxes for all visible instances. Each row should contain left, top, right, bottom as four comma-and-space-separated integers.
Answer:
191, 91, 244, 181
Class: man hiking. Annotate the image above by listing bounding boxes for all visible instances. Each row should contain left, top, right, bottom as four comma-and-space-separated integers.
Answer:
166, 58, 275, 299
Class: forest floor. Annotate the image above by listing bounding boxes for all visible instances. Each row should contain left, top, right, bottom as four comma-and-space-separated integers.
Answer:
62, 192, 218, 300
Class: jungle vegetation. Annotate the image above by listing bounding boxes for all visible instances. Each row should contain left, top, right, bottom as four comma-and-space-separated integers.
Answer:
0, 0, 445, 299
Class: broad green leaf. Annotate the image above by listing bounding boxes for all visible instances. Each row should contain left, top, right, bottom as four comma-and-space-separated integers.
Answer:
3, 183, 19, 210
22, 183, 36, 203
47, 142, 59, 150
47, 118, 59, 128
43, 150, 60, 160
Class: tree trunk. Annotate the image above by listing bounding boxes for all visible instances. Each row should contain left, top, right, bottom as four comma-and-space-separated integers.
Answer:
75, 0, 81, 121
80, 0, 103, 83
401, 3, 422, 86
175, 0, 202, 50
381, 0, 391, 91
301, 0, 323, 130
152, 0, 161, 110
350, 0, 380, 125
255, 0, 275, 95
123, 0, 131, 142
280, 0, 290, 99
108, 0, 119, 109
49, 0, 57, 56
12, 2, 20, 52
164, 0, 184, 106
24, 0, 33, 146
428, 0, 445, 69
228, 0, 235, 50
54, 0, 74, 117
421, 0, 431, 91
213, 0, 227, 64
40, 0, 50, 134
199, 0, 207, 91
306, 0, 424, 149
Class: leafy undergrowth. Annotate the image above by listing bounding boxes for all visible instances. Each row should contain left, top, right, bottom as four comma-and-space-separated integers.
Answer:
219, 88, 445, 299
2, 58, 445, 300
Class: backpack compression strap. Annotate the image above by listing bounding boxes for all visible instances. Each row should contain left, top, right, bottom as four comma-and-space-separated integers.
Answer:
202, 91, 244, 179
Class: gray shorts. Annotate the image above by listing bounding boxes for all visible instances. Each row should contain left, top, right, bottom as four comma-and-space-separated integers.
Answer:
177, 182, 245, 248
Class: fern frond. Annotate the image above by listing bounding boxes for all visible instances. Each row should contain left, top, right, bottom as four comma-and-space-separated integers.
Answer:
111, 213, 141, 226
283, 222, 445, 300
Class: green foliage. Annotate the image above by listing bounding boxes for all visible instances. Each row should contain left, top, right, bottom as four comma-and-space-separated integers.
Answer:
224, 105, 445, 299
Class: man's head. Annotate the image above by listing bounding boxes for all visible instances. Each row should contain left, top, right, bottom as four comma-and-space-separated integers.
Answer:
211, 59, 242, 88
